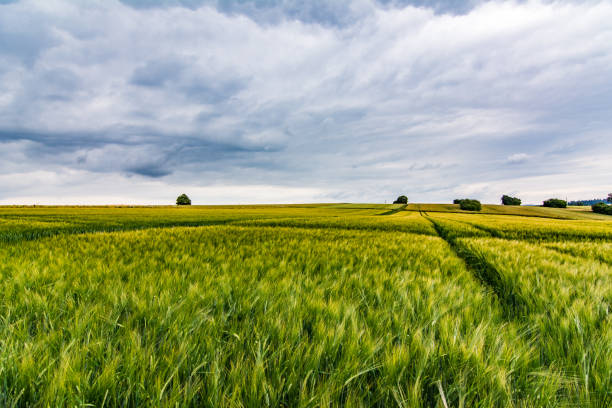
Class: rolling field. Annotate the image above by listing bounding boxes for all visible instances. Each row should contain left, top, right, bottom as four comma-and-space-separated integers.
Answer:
0, 204, 610, 407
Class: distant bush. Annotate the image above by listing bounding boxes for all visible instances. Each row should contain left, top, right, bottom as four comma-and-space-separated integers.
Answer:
592, 202, 612, 215
393, 195, 408, 204
176, 194, 192, 206
455, 199, 482, 211
501, 195, 521, 206
542, 198, 567, 208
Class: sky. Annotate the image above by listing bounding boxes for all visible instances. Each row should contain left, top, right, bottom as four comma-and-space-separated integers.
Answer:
1, 0, 611, 205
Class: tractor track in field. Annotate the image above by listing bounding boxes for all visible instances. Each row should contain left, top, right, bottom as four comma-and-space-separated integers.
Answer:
378, 204, 407, 216
423, 214, 529, 319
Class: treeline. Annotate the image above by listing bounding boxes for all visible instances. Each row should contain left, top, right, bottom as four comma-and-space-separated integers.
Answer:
392, 193, 611, 215
568, 199, 607, 206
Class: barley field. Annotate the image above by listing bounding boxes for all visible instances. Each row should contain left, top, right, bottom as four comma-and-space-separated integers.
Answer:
0, 204, 610, 407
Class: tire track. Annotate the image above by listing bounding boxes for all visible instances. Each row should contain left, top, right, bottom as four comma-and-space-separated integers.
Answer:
424, 214, 528, 319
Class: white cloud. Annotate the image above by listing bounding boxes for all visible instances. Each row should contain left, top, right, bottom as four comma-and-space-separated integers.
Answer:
506, 153, 529, 164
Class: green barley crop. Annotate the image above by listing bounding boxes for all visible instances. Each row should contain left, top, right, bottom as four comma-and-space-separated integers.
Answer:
0, 204, 610, 407
457, 238, 611, 406
544, 241, 612, 266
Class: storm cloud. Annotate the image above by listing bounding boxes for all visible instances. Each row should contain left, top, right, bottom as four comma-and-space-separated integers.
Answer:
1, 0, 611, 204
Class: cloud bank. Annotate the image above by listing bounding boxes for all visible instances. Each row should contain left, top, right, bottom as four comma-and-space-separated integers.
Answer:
1, 0, 611, 204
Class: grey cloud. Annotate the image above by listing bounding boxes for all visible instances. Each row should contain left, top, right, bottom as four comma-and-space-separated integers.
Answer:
119, 0, 206, 10
37, 68, 82, 101
1, 0, 612, 204
125, 163, 172, 178
130, 57, 248, 103
0, 125, 287, 179
119, 0, 371, 25
0, 21, 58, 66
118, 0, 490, 26
378, 0, 483, 15
0, 129, 106, 150
216, 0, 369, 26
131, 60, 186, 87
180, 77, 247, 104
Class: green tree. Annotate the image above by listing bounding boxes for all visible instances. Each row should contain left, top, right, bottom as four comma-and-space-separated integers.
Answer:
393, 195, 408, 204
501, 195, 521, 205
176, 194, 192, 206
458, 199, 481, 211
542, 198, 566, 208
607, 193, 612, 203
592, 202, 612, 215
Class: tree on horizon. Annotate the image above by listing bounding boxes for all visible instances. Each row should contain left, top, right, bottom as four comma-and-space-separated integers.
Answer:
176, 194, 192, 205
501, 195, 521, 205
393, 195, 408, 204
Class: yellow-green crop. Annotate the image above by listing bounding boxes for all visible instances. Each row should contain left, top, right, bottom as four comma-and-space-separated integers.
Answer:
0, 204, 610, 407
